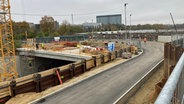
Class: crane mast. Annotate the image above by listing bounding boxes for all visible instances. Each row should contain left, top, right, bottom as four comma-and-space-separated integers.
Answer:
0, 0, 18, 81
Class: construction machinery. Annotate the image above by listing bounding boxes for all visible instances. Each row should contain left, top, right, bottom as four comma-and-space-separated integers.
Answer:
0, 0, 18, 81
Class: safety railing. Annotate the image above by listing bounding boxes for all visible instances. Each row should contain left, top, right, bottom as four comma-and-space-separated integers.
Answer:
155, 52, 184, 104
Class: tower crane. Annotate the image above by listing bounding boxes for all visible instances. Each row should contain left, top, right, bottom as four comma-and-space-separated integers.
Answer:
0, 0, 18, 81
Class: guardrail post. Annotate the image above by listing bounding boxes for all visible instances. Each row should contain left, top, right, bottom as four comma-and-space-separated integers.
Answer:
82, 59, 86, 73
164, 43, 170, 78
109, 52, 112, 61
119, 49, 123, 57
72, 64, 76, 76
100, 54, 104, 64
115, 51, 118, 58
169, 65, 175, 76
171, 45, 176, 66
92, 56, 97, 67
70, 64, 74, 78
9, 80, 16, 97
33, 74, 41, 92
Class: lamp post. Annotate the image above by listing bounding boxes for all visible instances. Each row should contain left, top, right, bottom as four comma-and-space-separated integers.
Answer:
124, 3, 128, 52
130, 14, 132, 43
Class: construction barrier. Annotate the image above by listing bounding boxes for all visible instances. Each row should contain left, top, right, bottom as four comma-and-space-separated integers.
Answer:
149, 41, 184, 103
0, 49, 125, 103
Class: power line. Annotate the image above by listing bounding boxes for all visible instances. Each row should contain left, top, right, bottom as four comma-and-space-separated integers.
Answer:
11, 7, 122, 17
75, 7, 122, 16
11, 13, 71, 17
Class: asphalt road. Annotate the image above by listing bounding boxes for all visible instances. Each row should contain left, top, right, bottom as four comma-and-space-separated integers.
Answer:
35, 41, 164, 104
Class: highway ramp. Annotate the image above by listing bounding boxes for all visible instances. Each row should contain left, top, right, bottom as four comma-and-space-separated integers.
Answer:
33, 41, 164, 104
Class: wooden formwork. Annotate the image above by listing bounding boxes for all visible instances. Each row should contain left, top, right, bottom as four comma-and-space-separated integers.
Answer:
0, 48, 125, 103
96, 55, 102, 67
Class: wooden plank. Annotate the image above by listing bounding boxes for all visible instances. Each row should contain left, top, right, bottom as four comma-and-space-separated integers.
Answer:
104, 53, 109, 63
96, 55, 102, 67
15, 82, 36, 95
74, 61, 82, 66
86, 59, 94, 69
0, 91, 10, 98
41, 75, 55, 91
74, 65, 84, 76
39, 68, 55, 77
164, 43, 170, 78
16, 74, 34, 86
0, 88, 9, 93
0, 81, 9, 87
60, 69, 71, 82
111, 52, 116, 60
58, 64, 70, 71
170, 45, 176, 66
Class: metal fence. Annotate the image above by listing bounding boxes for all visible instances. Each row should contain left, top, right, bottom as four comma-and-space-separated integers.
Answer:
36, 34, 90, 43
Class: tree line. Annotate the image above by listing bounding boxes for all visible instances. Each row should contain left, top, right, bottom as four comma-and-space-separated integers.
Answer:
12, 16, 84, 41
12, 16, 184, 41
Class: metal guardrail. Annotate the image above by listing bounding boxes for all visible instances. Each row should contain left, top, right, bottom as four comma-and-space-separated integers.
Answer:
155, 52, 184, 104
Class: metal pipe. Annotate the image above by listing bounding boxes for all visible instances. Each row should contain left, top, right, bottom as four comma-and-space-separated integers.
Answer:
155, 52, 184, 104
130, 14, 132, 43
124, 3, 128, 42
182, 94, 184, 104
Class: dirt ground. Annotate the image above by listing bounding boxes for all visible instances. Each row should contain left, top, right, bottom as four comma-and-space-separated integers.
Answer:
127, 65, 164, 104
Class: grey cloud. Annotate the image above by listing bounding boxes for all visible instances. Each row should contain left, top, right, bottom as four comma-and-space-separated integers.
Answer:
10, 0, 184, 24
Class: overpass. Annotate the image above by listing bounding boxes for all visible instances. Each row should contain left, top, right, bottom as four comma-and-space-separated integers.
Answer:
31, 42, 164, 104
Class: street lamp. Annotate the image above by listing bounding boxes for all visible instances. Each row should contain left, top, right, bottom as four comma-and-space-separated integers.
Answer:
130, 14, 132, 43
124, 3, 128, 42
124, 3, 128, 52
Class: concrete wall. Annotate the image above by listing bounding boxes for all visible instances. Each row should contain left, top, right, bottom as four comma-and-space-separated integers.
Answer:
17, 56, 38, 77
16, 56, 21, 77
158, 36, 172, 42
16, 55, 73, 77
158, 35, 184, 43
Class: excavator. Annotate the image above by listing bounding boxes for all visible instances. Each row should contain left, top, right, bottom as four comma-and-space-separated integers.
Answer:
0, 0, 18, 81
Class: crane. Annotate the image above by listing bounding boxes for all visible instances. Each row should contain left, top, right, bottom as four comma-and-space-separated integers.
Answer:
0, 0, 18, 81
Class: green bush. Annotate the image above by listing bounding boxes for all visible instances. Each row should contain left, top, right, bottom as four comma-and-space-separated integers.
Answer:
14, 40, 22, 48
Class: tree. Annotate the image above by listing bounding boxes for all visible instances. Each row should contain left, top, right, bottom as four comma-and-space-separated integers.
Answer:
40, 16, 55, 36
58, 20, 84, 35
12, 21, 31, 40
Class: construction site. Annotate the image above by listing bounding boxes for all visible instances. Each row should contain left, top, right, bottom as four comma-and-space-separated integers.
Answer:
0, 0, 184, 104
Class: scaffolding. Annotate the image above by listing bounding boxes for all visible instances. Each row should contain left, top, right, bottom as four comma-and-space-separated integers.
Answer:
0, 0, 18, 81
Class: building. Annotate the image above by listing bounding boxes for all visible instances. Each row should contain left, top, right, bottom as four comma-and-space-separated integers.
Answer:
96, 14, 122, 25
82, 22, 102, 28
28, 22, 35, 29
82, 22, 102, 32
54, 21, 59, 30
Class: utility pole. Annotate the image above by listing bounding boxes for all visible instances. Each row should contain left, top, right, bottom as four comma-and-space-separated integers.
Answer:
71, 13, 74, 25
124, 3, 128, 52
130, 14, 132, 43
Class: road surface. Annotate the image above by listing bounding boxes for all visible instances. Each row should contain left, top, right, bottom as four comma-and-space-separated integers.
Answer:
34, 41, 164, 104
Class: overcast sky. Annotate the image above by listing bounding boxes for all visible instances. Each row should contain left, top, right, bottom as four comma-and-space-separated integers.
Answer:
10, 0, 184, 25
